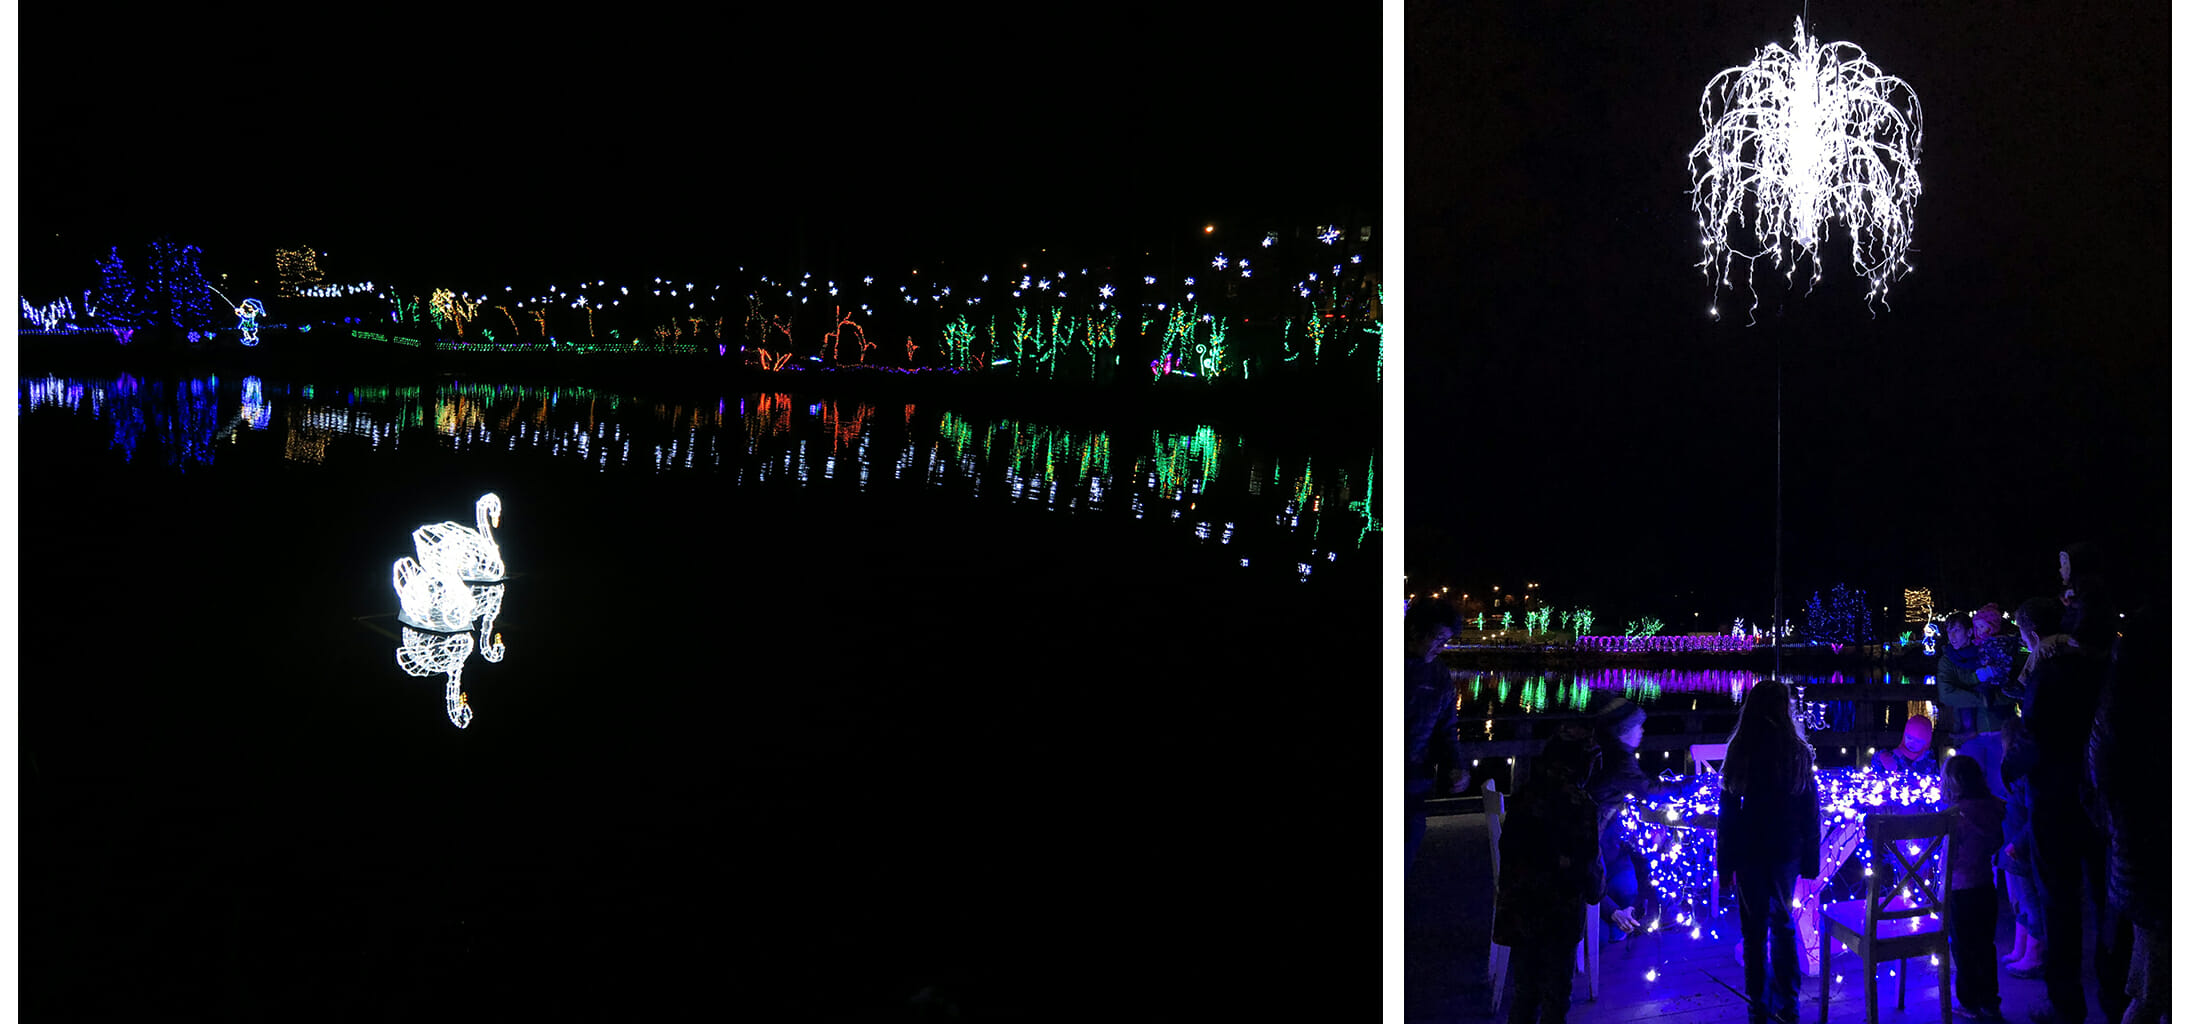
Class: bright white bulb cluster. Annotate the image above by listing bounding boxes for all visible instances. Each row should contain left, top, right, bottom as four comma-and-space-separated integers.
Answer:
1690, 18, 1922, 316
294, 281, 376, 298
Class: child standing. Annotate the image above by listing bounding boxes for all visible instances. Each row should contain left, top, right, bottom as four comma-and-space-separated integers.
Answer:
1493, 725, 1606, 1024
1717, 680, 1822, 1024
1942, 754, 2006, 1020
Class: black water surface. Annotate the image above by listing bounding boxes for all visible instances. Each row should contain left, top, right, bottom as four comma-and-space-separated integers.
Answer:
20, 375, 1378, 1019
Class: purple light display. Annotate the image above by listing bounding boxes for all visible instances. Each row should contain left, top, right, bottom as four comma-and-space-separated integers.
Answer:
1577, 634, 1758, 653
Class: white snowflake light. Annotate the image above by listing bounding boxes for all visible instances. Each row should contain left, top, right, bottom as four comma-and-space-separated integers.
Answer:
1211, 254, 1229, 270
1318, 225, 1341, 244
1690, 17, 1922, 317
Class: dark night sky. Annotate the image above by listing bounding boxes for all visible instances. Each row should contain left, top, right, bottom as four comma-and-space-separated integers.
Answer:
1406, 0, 2170, 628
20, 9, 1378, 298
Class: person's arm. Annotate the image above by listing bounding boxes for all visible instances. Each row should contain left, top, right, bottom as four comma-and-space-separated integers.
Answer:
1579, 806, 1608, 907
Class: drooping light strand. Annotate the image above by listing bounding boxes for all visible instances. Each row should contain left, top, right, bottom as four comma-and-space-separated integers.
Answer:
1690, 18, 1922, 318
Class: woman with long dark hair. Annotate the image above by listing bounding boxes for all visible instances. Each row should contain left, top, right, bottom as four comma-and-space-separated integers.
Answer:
1717, 680, 1822, 1024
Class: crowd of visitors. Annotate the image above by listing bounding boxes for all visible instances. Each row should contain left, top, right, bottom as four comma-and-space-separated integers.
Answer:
1405, 540, 2163, 1024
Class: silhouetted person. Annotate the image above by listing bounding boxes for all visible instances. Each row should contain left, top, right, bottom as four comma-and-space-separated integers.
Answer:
1405, 597, 1467, 874
1494, 726, 1605, 1024
2014, 596, 2126, 1024
1717, 681, 1821, 1024
2090, 609, 2164, 1024
2057, 541, 2115, 654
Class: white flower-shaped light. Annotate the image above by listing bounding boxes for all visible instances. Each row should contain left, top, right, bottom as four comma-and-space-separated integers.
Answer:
1690, 17, 1922, 317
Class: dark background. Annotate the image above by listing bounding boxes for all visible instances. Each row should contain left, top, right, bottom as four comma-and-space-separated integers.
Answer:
1406, 0, 2169, 630
20, 8, 1381, 297
17, 7, 1386, 1019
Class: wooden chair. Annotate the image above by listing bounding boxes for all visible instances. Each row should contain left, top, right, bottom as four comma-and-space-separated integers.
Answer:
1689, 743, 1729, 777
1817, 811, 1954, 1024
1484, 779, 1599, 1014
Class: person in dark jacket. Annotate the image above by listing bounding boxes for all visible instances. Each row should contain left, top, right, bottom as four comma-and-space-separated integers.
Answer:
1586, 699, 1674, 939
2056, 542, 2116, 655
2089, 608, 2165, 1024
1942, 754, 2006, 1020
2014, 596, 2127, 1024
1494, 726, 1606, 1024
1405, 597, 1467, 875
1717, 680, 1822, 1024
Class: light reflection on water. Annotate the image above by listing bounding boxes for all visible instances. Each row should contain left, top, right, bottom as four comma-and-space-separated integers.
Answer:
1455, 668, 1935, 714
20, 373, 1375, 582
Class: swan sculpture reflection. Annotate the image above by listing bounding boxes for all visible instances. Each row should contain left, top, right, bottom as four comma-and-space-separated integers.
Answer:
414, 493, 504, 582
394, 551, 476, 633
469, 582, 506, 662
395, 626, 475, 728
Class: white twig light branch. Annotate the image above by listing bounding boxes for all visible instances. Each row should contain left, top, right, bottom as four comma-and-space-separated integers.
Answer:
1690, 17, 1922, 319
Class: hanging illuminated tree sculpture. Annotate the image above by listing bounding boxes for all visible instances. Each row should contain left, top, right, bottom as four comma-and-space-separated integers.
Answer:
1689, 16, 1920, 689
1690, 18, 1922, 320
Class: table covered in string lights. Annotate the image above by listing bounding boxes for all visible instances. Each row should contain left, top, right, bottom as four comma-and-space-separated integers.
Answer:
1613, 766, 1945, 977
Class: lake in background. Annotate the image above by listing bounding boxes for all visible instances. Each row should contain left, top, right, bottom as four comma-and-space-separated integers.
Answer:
19, 371, 1378, 1018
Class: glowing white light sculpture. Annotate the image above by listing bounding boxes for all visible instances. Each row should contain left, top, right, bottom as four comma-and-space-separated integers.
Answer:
395, 625, 476, 729
470, 582, 506, 662
1690, 18, 1922, 316
412, 493, 505, 581
396, 624, 473, 678
394, 554, 476, 632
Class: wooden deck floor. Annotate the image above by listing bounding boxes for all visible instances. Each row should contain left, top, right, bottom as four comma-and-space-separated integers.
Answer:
1408, 812, 2113, 1024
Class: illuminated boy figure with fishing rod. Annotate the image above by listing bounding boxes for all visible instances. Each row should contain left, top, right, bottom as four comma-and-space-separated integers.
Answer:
234, 298, 266, 346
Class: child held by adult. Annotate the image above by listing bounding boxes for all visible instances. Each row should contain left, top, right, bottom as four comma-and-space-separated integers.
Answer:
1943, 754, 2006, 1021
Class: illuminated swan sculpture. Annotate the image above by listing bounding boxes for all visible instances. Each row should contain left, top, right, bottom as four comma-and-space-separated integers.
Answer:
395, 626, 475, 728
394, 551, 477, 633
413, 493, 504, 582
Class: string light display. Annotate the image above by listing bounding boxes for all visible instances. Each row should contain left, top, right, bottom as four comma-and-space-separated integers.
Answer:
1616, 767, 1944, 975
412, 493, 505, 582
1902, 588, 1933, 623
274, 247, 326, 297
1690, 18, 1923, 318
234, 299, 266, 345
1576, 634, 1756, 653
395, 625, 474, 728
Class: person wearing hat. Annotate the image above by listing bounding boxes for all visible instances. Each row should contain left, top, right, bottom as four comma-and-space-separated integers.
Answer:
1586, 698, 1674, 939
1493, 724, 1606, 1024
1872, 715, 1938, 774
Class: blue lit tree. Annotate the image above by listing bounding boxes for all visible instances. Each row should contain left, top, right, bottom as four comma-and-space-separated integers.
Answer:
142, 238, 218, 333
94, 247, 146, 337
